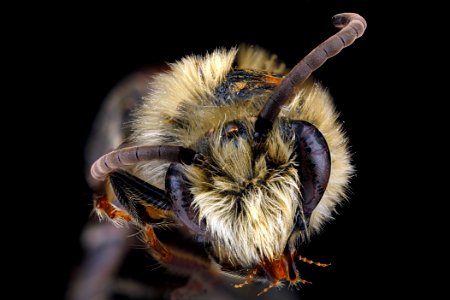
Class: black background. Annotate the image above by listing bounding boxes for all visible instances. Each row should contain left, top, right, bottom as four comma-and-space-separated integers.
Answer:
59, 1, 373, 299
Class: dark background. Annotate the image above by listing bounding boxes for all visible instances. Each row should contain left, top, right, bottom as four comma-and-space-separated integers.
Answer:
60, 1, 372, 299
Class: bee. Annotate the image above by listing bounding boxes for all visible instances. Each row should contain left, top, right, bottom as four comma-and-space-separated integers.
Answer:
89, 13, 366, 296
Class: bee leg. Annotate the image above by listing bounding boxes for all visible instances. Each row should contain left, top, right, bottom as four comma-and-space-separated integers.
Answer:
108, 170, 173, 226
95, 170, 173, 227
233, 268, 258, 288
257, 282, 281, 297
298, 255, 331, 267
94, 192, 132, 223
95, 172, 233, 298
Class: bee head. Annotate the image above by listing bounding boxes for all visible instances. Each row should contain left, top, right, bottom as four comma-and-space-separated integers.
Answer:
90, 12, 365, 270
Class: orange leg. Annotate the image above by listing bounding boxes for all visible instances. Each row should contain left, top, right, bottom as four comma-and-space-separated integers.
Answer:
298, 255, 331, 267
94, 186, 217, 280
96, 192, 218, 280
257, 282, 279, 296
95, 194, 132, 222
256, 275, 311, 296
95, 193, 235, 299
234, 268, 258, 288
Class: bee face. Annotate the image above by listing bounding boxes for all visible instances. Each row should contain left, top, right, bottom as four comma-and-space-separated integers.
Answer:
186, 118, 300, 267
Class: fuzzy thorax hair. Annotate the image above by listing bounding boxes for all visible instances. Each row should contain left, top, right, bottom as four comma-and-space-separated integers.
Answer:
131, 47, 353, 267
